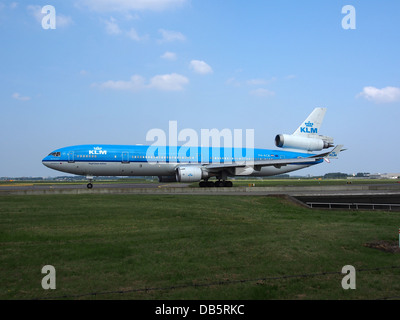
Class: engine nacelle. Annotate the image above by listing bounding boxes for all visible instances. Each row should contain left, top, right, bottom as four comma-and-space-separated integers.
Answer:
176, 166, 204, 182
275, 134, 332, 151
158, 176, 177, 183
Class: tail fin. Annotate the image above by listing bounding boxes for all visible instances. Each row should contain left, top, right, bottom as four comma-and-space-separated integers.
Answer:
293, 107, 327, 136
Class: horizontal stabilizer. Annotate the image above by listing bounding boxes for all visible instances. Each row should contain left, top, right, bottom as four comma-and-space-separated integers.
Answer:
326, 145, 344, 159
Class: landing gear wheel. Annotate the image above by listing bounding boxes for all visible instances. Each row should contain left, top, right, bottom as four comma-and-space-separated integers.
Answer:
215, 181, 224, 187
87, 183, 93, 189
200, 181, 216, 187
215, 181, 233, 187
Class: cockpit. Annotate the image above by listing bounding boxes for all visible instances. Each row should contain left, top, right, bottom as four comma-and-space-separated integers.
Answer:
48, 152, 61, 157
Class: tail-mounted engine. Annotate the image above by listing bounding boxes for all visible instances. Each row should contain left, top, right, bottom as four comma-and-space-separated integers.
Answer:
275, 134, 334, 151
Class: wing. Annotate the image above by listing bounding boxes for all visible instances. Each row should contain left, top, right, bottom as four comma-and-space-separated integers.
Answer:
204, 157, 320, 171
204, 145, 345, 171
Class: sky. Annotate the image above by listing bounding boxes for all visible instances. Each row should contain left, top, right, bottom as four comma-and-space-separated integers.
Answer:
1, 0, 400, 177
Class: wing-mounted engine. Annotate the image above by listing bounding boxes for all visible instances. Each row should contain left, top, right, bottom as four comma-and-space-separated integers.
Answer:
275, 134, 334, 151
176, 166, 208, 182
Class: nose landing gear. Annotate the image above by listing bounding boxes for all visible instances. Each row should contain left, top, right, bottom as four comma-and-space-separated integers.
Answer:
86, 176, 94, 189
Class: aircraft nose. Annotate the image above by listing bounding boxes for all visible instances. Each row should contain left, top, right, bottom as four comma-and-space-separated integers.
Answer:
42, 155, 51, 168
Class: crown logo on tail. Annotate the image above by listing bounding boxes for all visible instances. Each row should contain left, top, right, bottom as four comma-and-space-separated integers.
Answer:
305, 121, 314, 127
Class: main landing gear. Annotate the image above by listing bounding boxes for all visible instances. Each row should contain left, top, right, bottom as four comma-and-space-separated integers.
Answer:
199, 180, 233, 188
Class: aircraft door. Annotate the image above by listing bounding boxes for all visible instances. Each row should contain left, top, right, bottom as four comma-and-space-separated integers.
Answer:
68, 151, 75, 163
122, 152, 130, 163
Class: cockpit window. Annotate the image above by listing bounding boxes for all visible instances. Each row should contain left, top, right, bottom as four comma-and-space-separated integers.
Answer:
49, 152, 61, 157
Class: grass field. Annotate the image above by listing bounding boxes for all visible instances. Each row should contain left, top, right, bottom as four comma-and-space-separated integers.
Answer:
1, 194, 400, 300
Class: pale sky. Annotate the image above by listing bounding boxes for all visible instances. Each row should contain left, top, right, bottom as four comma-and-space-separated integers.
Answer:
1, 0, 399, 177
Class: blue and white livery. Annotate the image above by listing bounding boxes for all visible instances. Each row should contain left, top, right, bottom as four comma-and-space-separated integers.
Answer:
42, 108, 344, 188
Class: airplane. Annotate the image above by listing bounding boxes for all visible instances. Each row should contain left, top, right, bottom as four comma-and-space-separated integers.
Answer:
42, 108, 345, 188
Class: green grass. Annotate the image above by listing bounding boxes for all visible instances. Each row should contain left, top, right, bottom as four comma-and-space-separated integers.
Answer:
0, 194, 399, 300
